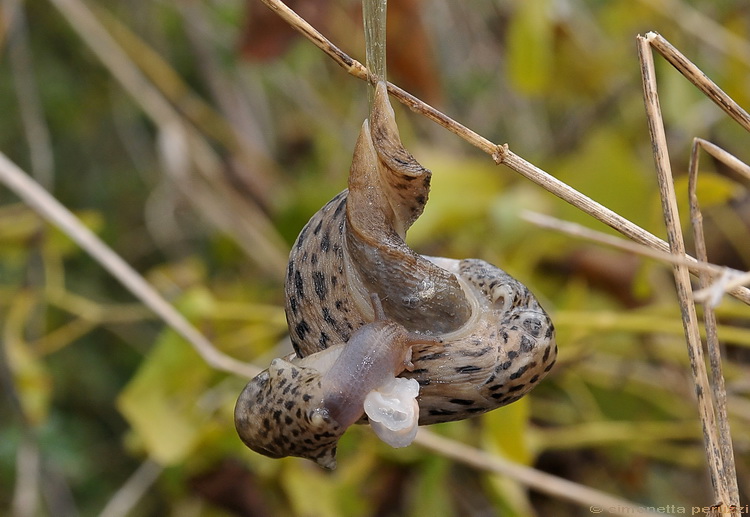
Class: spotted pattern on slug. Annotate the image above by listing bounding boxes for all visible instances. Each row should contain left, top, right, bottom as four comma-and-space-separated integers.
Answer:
285, 190, 366, 358
234, 357, 343, 469
396, 258, 557, 423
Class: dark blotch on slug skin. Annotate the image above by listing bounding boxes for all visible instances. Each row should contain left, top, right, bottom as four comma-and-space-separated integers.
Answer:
312, 271, 327, 301
294, 270, 304, 299
320, 232, 330, 252
295, 321, 311, 340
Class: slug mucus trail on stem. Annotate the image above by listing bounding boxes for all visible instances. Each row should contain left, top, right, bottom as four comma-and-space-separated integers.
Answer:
234, 82, 557, 469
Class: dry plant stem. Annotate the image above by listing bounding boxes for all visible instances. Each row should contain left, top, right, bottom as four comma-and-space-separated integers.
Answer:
641, 0, 750, 68
0, 152, 260, 379
689, 140, 750, 302
13, 437, 40, 517
688, 139, 740, 503
415, 430, 663, 517
6, 0, 55, 189
363, 0, 387, 108
46, 0, 288, 279
98, 460, 163, 517
522, 211, 732, 276
691, 139, 750, 180
638, 34, 731, 509
647, 32, 750, 133
258, 0, 750, 305
0, 0, 23, 55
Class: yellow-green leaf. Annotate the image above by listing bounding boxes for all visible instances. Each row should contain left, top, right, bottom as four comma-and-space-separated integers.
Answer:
506, 0, 553, 94
406, 456, 454, 517
480, 399, 535, 517
7, 339, 52, 426
673, 171, 742, 213
281, 461, 342, 517
117, 329, 213, 465
481, 397, 533, 465
5, 292, 53, 426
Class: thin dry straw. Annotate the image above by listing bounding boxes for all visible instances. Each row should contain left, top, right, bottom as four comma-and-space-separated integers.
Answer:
415, 429, 665, 517
522, 211, 736, 277
0, 151, 260, 379
647, 33, 750, 133
258, 0, 750, 306
638, 32, 735, 508
47, 0, 289, 280
363, 0, 387, 108
688, 138, 741, 503
97, 460, 162, 517
644, 32, 748, 511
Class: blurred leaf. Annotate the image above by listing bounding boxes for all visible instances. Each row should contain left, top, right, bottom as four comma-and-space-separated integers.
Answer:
556, 127, 657, 231
722, 17, 750, 108
280, 462, 342, 517
506, 0, 553, 95
4, 291, 53, 425
409, 148, 504, 245
673, 171, 743, 212
6, 302, 53, 425
117, 319, 214, 465
480, 399, 535, 517
0, 204, 44, 243
481, 398, 533, 464
406, 456, 453, 517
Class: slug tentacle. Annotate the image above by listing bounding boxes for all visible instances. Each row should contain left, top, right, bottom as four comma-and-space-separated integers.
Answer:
236, 82, 557, 468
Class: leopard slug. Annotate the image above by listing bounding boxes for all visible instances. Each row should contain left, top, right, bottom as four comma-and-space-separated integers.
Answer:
235, 293, 435, 469
235, 82, 557, 468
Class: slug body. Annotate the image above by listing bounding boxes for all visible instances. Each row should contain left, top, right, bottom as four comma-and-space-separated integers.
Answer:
235, 82, 557, 468
235, 295, 434, 469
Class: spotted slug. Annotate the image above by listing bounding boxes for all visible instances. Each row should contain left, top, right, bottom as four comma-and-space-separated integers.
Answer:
234, 82, 557, 468
235, 293, 434, 468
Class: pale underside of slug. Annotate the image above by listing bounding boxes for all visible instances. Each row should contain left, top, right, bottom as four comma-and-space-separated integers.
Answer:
235, 82, 557, 468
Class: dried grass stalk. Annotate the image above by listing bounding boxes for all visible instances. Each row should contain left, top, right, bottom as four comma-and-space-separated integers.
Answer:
638, 32, 739, 514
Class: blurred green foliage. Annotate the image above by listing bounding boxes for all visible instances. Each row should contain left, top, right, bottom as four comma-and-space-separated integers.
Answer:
1, 0, 750, 516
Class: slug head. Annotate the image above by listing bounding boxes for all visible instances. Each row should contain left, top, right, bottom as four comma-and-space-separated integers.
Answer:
234, 357, 343, 469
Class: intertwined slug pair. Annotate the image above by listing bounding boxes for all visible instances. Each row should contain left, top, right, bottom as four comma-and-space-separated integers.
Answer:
234, 83, 557, 469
